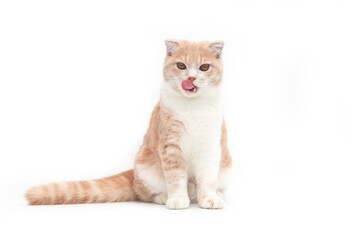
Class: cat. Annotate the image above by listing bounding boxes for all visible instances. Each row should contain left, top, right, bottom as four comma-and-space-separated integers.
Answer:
25, 40, 232, 209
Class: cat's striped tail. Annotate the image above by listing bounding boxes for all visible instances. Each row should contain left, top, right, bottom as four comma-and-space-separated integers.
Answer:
25, 169, 136, 205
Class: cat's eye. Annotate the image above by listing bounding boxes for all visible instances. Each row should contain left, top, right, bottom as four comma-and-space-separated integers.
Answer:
199, 64, 210, 71
176, 62, 186, 70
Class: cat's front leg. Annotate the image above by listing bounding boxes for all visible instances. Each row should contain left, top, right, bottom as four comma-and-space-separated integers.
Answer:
160, 143, 190, 209
195, 148, 225, 209
159, 118, 190, 210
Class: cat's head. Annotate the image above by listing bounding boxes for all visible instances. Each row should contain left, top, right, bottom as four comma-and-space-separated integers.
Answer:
163, 40, 224, 98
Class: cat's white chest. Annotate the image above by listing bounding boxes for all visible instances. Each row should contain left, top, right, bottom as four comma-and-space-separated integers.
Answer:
178, 108, 223, 163
160, 84, 224, 176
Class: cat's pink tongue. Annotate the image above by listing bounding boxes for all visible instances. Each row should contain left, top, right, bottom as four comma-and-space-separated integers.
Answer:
181, 80, 196, 91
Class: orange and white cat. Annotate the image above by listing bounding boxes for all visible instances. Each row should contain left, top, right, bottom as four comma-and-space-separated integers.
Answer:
26, 40, 232, 209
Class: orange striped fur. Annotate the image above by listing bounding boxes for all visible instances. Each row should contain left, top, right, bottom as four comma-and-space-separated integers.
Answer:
26, 170, 135, 205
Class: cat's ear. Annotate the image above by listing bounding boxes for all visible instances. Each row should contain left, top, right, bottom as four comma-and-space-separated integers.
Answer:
209, 41, 224, 58
165, 40, 179, 56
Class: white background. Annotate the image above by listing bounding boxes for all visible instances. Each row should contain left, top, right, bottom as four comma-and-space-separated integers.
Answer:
0, 0, 359, 239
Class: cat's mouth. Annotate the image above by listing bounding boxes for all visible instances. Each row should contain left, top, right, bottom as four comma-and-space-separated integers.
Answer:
181, 80, 198, 93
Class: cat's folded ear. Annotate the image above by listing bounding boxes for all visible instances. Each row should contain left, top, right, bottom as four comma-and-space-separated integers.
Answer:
165, 40, 179, 56
209, 41, 224, 59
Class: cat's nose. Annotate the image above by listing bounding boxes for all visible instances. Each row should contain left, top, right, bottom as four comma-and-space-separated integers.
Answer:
188, 77, 196, 82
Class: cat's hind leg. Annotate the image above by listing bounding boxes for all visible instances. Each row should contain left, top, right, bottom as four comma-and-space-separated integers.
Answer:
188, 177, 197, 203
133, 160, 168, 205
153, 192, 167, 205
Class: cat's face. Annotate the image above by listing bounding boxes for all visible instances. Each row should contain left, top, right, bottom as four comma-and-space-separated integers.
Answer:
163, 40, 224, 98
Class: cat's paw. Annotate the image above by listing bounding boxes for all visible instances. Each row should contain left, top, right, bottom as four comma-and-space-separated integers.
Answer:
153, 193, 167, 205
166, 196, 190, 210
199, 195, 225, 209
